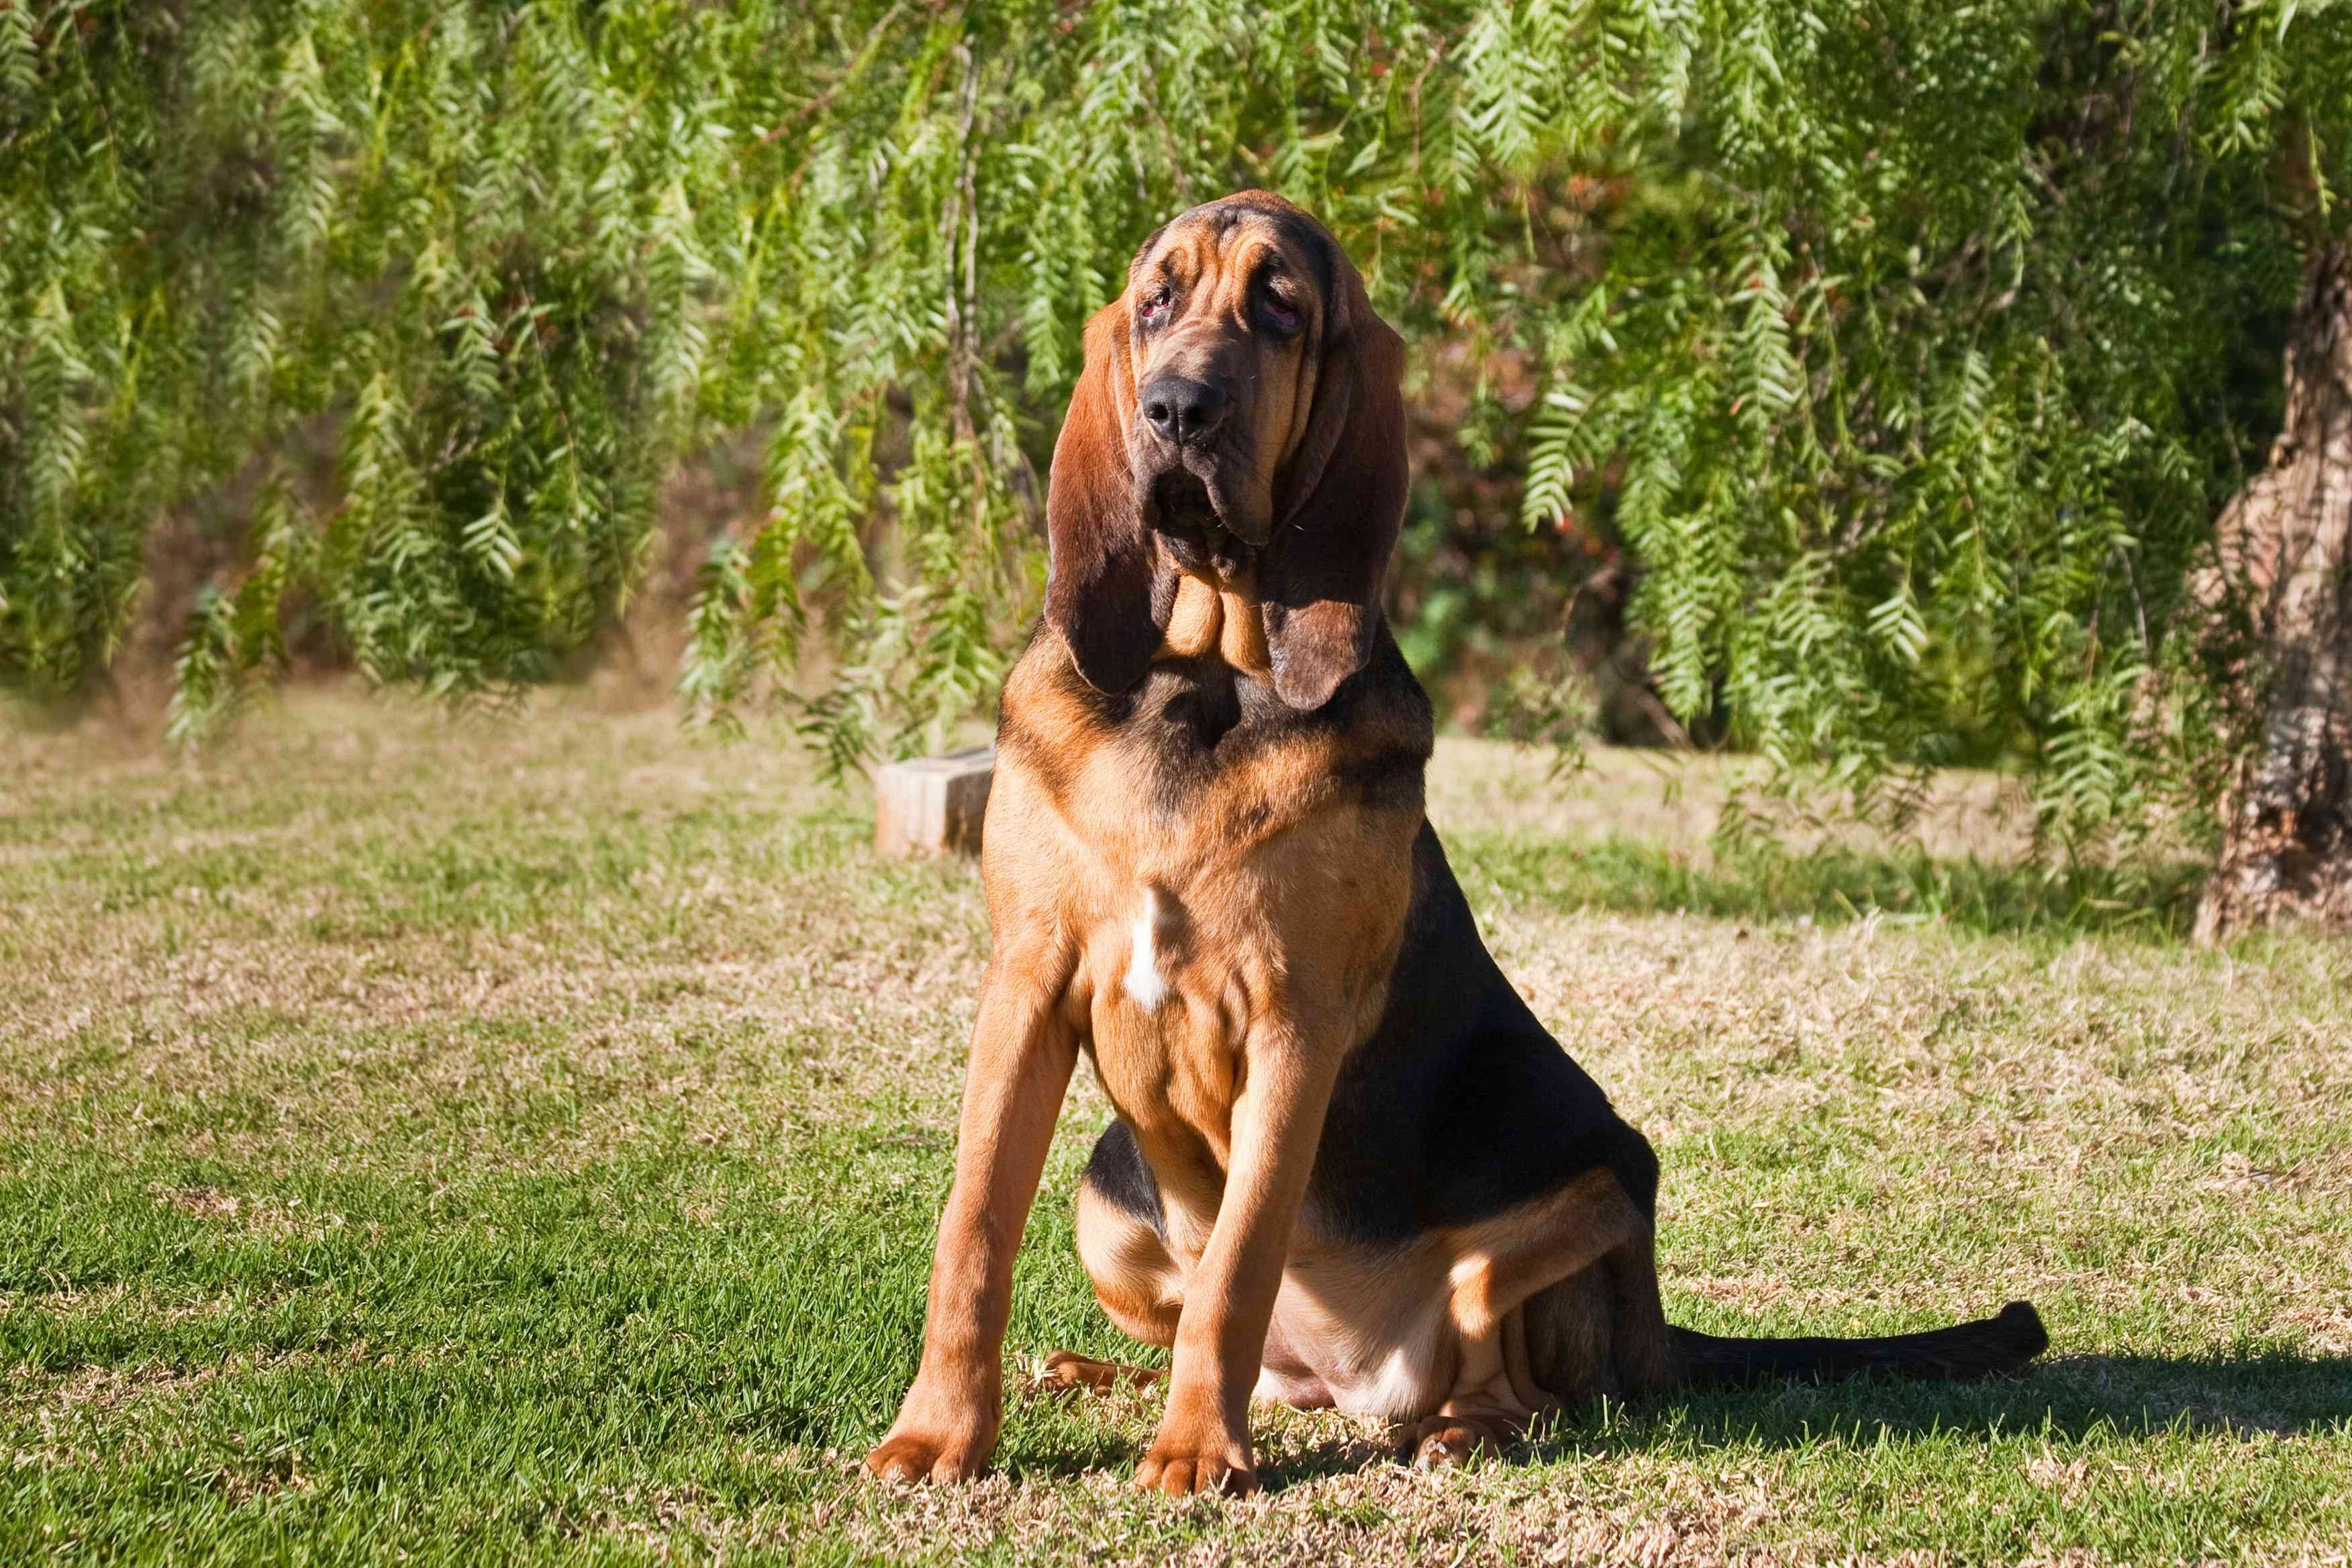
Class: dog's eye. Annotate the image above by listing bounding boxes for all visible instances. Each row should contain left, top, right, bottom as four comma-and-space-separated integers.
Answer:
1138, 287, 1175, 327
1259, 290, 1304, 336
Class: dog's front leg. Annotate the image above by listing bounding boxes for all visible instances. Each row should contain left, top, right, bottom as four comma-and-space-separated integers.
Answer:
866, 950, 1077, 1484
1135, 1019, 1340, 1496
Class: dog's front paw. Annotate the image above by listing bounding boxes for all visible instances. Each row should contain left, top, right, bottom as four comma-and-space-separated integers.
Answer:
1134, 1417, 1257, 1496
865, 1379, 1001, 1485
864, 1424, 993, 1485
870, 1373, 1006, 1485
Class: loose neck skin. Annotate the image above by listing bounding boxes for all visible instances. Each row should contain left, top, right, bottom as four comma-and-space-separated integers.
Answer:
1154, 568, 1274, 680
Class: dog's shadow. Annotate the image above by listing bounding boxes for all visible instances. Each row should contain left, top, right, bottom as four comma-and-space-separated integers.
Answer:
1242, 1349, 2352, 1490
988, 1347, 2352, 1489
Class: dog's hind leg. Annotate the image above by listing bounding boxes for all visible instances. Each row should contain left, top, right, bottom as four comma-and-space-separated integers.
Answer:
1408, 1222, 1679, 1469
1400, 1302, 1554, 1469
1073, 1175, 1183, 1346
1044, 1140, 1183, 1398
1405, 1169, 1653, 1469
1604, 1232, 1676, 1397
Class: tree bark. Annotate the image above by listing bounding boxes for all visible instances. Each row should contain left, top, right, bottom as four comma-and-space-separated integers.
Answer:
2196, 243, 2352, 942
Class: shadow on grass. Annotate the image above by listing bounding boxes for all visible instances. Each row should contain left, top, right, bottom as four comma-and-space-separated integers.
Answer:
1224, 1349, 2352, 1491
987, 1349, 2352, 1487
1608, 1347, 2349, 1444
1453, 831, 2212, 944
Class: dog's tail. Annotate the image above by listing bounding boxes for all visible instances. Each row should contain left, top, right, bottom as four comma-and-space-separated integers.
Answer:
1668, 1300, 2048, 1387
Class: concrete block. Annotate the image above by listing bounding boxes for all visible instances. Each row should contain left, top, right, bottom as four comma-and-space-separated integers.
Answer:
873, 746, 993, 859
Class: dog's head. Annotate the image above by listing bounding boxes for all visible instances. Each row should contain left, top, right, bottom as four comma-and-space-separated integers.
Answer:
1043, 191, 1408, 710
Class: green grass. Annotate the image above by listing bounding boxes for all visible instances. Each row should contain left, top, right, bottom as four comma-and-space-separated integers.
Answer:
3, 690, 2349, 1565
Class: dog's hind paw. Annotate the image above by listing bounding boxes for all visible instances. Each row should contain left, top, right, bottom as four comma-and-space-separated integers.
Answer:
1402, 1414, 1509, 1470
1032, 1350, 1163, 1398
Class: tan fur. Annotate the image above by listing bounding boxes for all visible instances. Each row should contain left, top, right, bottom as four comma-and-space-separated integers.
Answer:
1125, 222, 1324, 542
1042, 191, 1408, 707
1154, 572, 1271, 676
861, 928, 1081, 1485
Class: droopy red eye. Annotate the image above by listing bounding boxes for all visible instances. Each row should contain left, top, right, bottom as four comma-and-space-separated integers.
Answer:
1138, 287, 1175, 326
1260, 290, 1303, 336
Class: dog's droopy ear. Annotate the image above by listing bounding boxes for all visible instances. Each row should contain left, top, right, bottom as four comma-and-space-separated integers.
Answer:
1259, 259, 1408, 711
1045, 297, 1178, 693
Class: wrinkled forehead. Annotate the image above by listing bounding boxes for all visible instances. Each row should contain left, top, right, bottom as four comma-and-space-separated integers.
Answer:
1129, 200, 1334, 305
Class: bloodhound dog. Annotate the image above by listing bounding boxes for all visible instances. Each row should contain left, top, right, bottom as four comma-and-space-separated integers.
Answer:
867, 191, 2047, 1496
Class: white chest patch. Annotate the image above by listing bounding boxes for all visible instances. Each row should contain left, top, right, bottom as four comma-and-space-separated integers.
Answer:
1122, 887, 1172, 1011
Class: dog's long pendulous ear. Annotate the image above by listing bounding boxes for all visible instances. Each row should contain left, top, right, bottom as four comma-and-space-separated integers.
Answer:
1045, 297, 1177, 693
1260, 255, 1408, 711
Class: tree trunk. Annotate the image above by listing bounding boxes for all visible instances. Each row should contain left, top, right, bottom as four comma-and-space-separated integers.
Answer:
2196, 243, 2352, 942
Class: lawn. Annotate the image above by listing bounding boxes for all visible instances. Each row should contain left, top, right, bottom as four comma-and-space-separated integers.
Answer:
3, 689, 2348, 1566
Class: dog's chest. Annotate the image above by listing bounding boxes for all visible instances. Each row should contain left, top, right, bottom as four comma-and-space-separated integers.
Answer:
1068, 779, 1416, 1183
991, 640, 1425, 1185
1072, 806, 1295, 1160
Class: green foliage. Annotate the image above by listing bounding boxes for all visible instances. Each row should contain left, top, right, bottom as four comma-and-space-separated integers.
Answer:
6, 1, 731, 727
5, 2, 2349, 835
1521, 1, 2350, 850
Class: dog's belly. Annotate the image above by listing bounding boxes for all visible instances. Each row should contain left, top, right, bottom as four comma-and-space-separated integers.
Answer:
1116, 1179, 1465, 1420
1257, 1247, 1464, 1419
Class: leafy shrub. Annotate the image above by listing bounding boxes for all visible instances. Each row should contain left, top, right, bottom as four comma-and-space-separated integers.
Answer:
5, 2, 2346, 843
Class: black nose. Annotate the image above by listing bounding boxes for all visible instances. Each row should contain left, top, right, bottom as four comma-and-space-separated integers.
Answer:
1139, 377, 1228, 446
